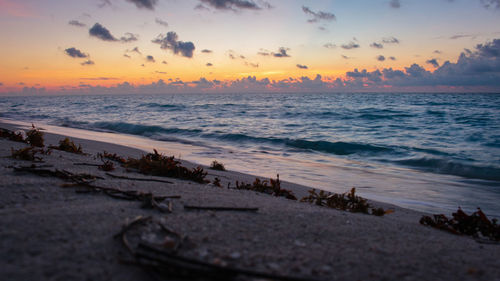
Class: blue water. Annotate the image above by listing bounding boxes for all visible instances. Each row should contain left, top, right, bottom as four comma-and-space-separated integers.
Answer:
1, 92, 500, 215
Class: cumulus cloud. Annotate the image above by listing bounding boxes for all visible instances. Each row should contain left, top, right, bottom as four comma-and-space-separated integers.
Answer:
146, 55, 155, 62
390, 0, 401, 8
370, 42, 384, 49
273, 47, 290, 57
377, 55, 386, 61
323, 43, 336, 49
155, 18, 168, 27
81, 60, 95, 66
341, 42, 360, 50
120, 33, 138, 42
69, 20, 86, 27
126, 0, 158, 10
89, 23, 117, 41
65, 47, 89, 58
302, 6, 336, 23
198, 0, 271, 11
152, 32, 195, 58
297, 64, 308, 69
426, 58, 439, 67
481, 0, 500, 9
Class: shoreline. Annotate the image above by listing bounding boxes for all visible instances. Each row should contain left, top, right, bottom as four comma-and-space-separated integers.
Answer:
1, 121, 500, 280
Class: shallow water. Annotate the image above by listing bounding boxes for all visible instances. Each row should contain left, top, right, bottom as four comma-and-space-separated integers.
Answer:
1, 92, 499, 216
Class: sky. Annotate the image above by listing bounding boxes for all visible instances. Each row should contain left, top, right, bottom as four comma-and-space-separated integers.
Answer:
1, 0, 500, 95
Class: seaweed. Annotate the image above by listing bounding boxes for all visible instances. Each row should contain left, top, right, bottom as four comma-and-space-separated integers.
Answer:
11, 147, 51, 162
98, 151, 127, 164
26, 124, 44, 147
234, 174, 297, 200
420, 208, 500, 242
210, 160, 226, 171
300, 188, 387, 216
212, 177, 222, 187
98, 160, 115, 171
124, 149, 208, 184
49, 137, 83, 154
0, 128, 25, 143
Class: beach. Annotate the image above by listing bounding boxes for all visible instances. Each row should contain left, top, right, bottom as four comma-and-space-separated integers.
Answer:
1, 121, 499, 281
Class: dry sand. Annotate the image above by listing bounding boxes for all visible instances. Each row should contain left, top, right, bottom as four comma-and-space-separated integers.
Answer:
0, 122, 499, 281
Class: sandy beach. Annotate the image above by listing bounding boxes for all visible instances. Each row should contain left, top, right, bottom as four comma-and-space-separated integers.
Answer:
1, 121, 499, 281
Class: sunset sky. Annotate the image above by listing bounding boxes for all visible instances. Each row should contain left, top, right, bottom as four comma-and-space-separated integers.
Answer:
1, 0, 500, 94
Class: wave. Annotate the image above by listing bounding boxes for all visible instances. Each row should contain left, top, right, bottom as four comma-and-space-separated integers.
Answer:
92, 121, 202, 136
394, 157, 500, 181
139, 103, 185, 110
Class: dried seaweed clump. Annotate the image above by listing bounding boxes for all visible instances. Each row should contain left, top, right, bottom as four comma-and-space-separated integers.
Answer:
210, 160, 226, 171
0, 128, 25, 143
26, 124, 44, 147
125, 149, 208, 183
98, 151, 127, 164
50, 137, 83, 154
11, 147, 51, 161
98, 160, 115, 171
301, 188, 386, 216
234, 175, 297, 200
420, 208, 500, 242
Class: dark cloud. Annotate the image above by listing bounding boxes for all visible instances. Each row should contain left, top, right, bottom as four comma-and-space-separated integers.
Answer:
481, 0, 500, 9
450, 34, 476, 40
126, 0, 158, 10
201, 49, 213, 53
146, 55, 155, 62
389, 56, 396, 60
257, 49, 270, 56
65, 47, 88, 58
323, 43, 336, 49
302, 6, 336, 23
434, 50, 442, 54
297, 64, 308, 69
155, 18, 168, 27
152, 32, 195, 58
341, 42, 360, 50
370, 42, 384, 49
198, 0, 271, 11
390, 0, 401, 8
81, 60, 95, 66
382, 37, 399, 44
89, 23, 117, 41
273, 47, 290, 57
130, 47, 141, 54
377, 55, 386, 61
206, 63, 213, 66
426, 58, 439, 67
246, 62, 259, 68
120, 33, 138, 42
68, 20, 86, 27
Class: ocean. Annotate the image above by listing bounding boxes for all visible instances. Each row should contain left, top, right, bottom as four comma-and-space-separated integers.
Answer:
1, 92, 499, 216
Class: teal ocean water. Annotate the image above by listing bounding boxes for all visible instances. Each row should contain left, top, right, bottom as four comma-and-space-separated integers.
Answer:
1, 92, 499, 216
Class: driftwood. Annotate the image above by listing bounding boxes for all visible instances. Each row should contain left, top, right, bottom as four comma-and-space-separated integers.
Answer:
184, 205, 258, 212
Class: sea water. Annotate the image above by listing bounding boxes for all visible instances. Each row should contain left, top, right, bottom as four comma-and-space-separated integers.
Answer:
1, 92, 499, 216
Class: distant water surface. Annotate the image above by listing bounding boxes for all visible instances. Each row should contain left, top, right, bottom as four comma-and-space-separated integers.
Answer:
1, 92, 499, 216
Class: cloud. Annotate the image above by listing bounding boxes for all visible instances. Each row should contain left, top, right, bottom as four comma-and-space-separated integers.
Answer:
130, 47, 141, 54
162, 60, 167, 64
0, 82, 3, 86
426, 58, 439, 67
450, 34, 476, 40
65, 47, 89, 58
89, 23, 117, 41
341, 42, 360, 50
152, 32, 196, 58
198, 0, 271, 11
155, 71, 167, 74
273, 47, 290, 57
370, 42, 384, 49
124, 54, 131, 58
323, 43, 336, 49
341, 55, 351, 59
81, 60, 95, 66
382, 37, 400, 44
126, 0, 158, 10
481, 0, 500, 9
120, 33, 138, 42
146, 55, 155, 63
155, 18, 168, 27
390, 0, 401, 8
201, 49, 213, 53
434, 50, 442, 54
80, 77, 118, 80
389, 56, 396, 60
302, 6, 336, 23
68, 20, 86, 27
377, 55, 386, 61
206, 62, 213, 66
98, 0, 112, 8
296, 64, 308, 69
